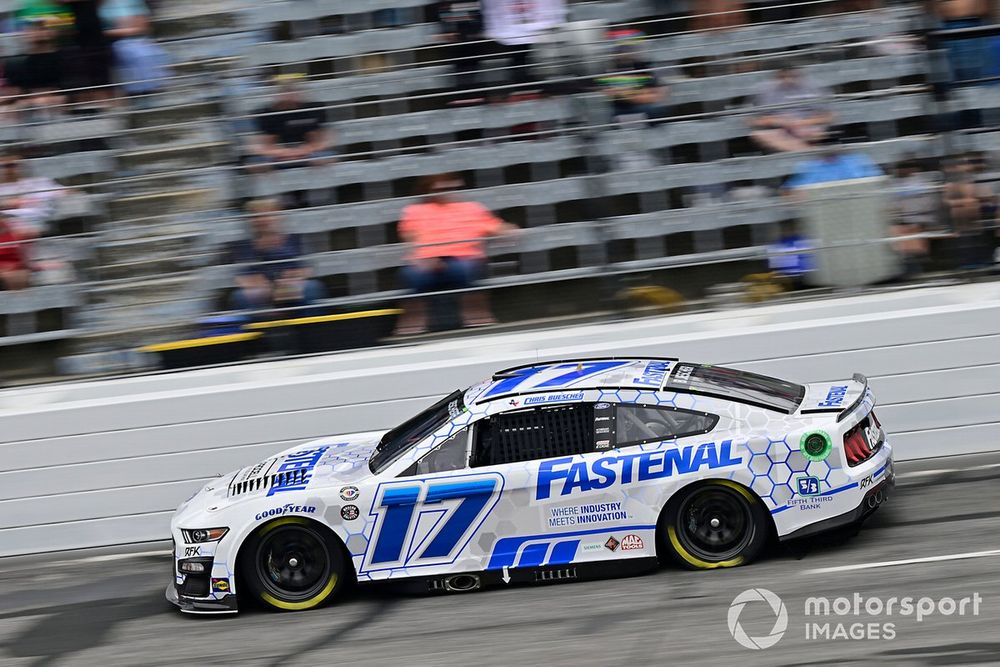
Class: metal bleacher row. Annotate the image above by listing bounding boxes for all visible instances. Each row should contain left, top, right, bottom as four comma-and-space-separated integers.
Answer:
239, 84, 932, 200
199, 133, 942, 304
0, 0, 993, 366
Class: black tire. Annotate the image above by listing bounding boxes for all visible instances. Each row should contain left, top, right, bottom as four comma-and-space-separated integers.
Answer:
659, 480, 769, 570
240, 517, 348, 612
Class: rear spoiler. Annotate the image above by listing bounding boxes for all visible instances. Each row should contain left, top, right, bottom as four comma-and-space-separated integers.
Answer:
836, 373, 869, 422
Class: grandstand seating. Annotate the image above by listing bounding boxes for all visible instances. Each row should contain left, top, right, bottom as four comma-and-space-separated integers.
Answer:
0, 0, 994, 377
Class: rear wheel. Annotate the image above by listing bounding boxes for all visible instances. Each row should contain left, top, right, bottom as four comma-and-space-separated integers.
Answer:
241, 517, 347, 611
660, 481, 768, 569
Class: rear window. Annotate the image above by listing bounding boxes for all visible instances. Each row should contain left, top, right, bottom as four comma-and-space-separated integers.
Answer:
666, 364, 805, 413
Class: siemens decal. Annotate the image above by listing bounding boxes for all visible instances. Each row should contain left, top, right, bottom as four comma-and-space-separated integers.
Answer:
536, 440, 742, 499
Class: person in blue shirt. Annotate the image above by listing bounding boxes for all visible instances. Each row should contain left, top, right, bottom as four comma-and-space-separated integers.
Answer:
784, 139, 883, 191
228, 198, 326, 315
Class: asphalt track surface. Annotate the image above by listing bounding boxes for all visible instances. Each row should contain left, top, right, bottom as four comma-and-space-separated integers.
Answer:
2, 452, 999, 667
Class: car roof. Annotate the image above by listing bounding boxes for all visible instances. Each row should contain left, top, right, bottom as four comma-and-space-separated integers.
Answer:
465, 357, 806, 414
466, 358, 678, 404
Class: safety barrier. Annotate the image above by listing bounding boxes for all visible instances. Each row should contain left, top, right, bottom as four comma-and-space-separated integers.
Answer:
1, 281, 999, 556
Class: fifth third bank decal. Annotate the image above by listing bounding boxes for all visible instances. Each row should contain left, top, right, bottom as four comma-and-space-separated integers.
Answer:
728, 588, 983, 648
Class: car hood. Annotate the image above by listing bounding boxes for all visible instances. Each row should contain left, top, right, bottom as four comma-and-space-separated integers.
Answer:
226, 431, 384, 500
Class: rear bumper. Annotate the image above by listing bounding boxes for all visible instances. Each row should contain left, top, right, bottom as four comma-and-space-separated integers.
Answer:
166, 582, 239, 614
781, 465, 895, 542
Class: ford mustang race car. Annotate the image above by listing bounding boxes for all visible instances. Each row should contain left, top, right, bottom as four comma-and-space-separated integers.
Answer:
167, 357, 894, 613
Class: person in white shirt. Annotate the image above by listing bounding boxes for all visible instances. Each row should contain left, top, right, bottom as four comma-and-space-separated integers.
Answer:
0, 152, 70, 238
482, 0, 566, 85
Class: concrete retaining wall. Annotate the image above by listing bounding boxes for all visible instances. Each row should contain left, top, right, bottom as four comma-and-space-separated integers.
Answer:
2, 283, 998, 557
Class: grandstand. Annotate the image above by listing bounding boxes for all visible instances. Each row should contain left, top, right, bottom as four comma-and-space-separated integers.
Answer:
0, 0, 996, 380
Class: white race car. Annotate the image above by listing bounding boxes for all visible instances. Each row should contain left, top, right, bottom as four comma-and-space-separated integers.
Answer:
167, 357, 893, 613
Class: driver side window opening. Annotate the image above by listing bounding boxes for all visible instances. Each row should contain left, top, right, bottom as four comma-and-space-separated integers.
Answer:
615, 405, 718, 447
472, 404, 596, 467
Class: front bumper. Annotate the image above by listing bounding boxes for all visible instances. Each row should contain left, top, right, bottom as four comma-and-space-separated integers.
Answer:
166, 581, 239, 614
782, 460, 895, 542
166, 539, 240, 614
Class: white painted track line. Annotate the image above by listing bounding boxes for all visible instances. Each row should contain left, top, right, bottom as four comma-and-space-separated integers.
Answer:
805, 548, 1000, 575
897, 462, 1000, 478
78, 549, 168, 563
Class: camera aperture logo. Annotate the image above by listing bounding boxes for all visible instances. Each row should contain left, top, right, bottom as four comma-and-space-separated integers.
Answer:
728, 590, 983, 649
728, 588, 788, 650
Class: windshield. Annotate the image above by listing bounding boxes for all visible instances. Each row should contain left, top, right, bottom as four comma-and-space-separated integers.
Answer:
369, 390, 465, 473
666, 364, 805, 413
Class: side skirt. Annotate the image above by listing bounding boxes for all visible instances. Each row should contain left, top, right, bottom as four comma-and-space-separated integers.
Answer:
375, 557, 660, 595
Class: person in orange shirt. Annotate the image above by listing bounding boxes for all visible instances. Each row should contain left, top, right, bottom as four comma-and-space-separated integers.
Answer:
396, 173, 518, 335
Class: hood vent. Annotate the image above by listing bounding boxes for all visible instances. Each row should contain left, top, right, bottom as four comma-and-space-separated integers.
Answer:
228, 457, 312, 498
229, 468, 309, 498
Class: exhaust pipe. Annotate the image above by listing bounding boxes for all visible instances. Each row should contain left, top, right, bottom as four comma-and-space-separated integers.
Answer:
867, 494, 878, 509
443, 574, 480, 592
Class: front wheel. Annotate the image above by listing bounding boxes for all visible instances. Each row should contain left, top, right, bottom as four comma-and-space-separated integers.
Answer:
660, 481, 769, 570
241, 517, 348, 611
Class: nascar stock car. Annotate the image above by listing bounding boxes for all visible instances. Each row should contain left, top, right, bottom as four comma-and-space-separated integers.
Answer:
167, 357, 894, 613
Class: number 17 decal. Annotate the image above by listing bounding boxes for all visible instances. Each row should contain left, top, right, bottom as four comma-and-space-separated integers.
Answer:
361, 474, 503, 574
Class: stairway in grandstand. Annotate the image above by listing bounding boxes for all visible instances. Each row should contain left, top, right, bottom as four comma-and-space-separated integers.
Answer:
60, 1, 258, 371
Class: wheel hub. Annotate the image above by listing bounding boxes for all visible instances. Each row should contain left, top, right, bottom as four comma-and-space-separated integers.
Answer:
677, 487, 754, 562
255, 525, 332, 602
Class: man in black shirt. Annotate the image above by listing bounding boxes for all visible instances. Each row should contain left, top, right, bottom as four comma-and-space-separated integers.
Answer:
59, 0, 113, 103
431, 1, 485, 98
5, 18, 68, 113
248, 75, 335, 171
594, 29, 669, 121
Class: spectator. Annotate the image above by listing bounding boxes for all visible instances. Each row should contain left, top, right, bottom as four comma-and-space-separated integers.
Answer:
928, 0, 995, 83
228, 199, 326, 314
248, 74, 335, 171
482, 0, 566, 87
690, 1, 747, 32
889, 157, 939, 277
109, 14, 172, 98
4, 17, 68, 116
0, 151, 71, 238
15, 0, 74, 25
749, 65, 835, 153
594, 29, 670, 121
0, 212, 30, 290
891, 157, 940, 228
890, 220, 931, 278
431, 0, 486, 100
942, 156, 995, 268
99, 0, 150, 29
395, 173, 518, 335
60, 0, 115, 106
784, 138, 883, 192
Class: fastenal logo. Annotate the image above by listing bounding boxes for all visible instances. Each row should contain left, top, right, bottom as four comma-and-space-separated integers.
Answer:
728, 588, 788, 650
